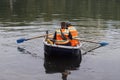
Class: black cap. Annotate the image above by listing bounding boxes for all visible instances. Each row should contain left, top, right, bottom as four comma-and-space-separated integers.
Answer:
66, 22, 71, 27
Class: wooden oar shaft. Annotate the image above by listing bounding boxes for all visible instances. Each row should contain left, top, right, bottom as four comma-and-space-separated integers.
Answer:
79, 40, 99, 44
74, 38, 99, 44
27, 33, 53, 40
17, 33, 53, 43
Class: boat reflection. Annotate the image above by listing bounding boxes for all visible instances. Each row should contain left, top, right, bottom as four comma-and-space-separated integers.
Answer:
44, 55, 82, 80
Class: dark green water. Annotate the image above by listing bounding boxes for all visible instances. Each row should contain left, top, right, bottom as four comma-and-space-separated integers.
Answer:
0, 0, 120, 80
0, 0, 120, 23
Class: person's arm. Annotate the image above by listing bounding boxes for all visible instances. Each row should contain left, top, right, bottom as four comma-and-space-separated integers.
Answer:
60, 29, 67, 40
52, 31, 57, 44
68, 32, 72, 39
53, 31, 57, 40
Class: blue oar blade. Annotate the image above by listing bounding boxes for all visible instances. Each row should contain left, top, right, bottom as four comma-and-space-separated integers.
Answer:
17, 38, 26, 43
99, 42, 109, 46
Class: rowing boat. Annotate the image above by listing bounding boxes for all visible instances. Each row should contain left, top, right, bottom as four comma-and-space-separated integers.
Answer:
43, 39, 82, 57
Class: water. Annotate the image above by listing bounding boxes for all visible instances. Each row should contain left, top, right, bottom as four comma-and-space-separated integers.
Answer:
0, 0, 120, 80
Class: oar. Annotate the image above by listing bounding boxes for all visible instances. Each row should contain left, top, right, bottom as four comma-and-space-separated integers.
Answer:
16, 33, 53, 43
81, 41, 109, 55
74, 38, 109, 46
82, 46, 102, 55
74, 38, 109, 55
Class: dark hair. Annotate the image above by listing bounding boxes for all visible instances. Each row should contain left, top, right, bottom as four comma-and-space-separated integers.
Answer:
66, 22, 72, 27
61, 22, 66, 29
61, 22, 66, 26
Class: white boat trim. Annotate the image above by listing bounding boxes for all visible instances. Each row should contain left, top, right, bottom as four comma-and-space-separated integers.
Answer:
43, 40, 82, 49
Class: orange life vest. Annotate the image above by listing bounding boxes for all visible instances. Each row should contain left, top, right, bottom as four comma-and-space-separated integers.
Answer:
68, 26, 78, 38
68, 26, 79, 46
55, 29, 70, 45
70, 39, 80, 46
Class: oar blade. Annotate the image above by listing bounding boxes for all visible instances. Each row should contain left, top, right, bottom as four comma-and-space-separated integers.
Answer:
17, 38, 26, 43
99, 42, 109, 46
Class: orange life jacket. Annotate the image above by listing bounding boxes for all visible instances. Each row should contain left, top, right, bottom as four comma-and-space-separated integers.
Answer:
68, 26, 78, 38
70, 39, 80, 46
55, 29, 70, 45
68, 26, 79, 46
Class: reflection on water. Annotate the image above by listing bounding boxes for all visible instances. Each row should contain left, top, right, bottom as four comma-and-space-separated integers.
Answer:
44, 55, 81, 80
0, 0, 120, 26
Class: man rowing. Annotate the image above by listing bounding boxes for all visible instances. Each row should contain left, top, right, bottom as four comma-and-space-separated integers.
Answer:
53, 22, 79, 46
66, 22, 80, 46
53, 22, 71, 46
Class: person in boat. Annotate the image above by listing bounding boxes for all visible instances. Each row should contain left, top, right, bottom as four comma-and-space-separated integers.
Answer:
53, 22, 71, 46
66, 22, 80, 46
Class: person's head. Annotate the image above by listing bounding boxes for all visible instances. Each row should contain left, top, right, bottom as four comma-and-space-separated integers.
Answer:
61, 22, 66, 29
66, 22, 72, 27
